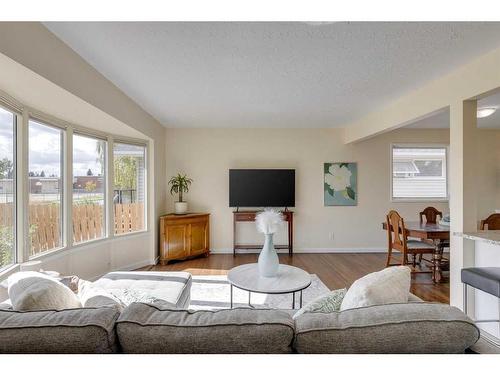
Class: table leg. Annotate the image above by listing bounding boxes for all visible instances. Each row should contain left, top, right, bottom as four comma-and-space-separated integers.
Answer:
229, 284, 233, 309
300, 290, 303, 308
432, 241, 443, 283
292, 292, 295, 309
248, 291, 251, 306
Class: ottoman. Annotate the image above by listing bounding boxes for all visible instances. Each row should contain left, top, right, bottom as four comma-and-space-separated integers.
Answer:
93, 271, 192, 309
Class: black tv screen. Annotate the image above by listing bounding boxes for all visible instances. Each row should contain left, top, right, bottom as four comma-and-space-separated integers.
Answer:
229, 169, 295, 207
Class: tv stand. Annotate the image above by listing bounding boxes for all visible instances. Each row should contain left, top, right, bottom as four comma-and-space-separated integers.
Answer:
233, 210, 294, 256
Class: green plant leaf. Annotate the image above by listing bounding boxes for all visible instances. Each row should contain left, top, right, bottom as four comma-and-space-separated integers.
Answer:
324, 182, 334, 197
324, 163, 331, 175
340, 163, 349, 168
346, 186, 355, 200
168, 173, 193, 197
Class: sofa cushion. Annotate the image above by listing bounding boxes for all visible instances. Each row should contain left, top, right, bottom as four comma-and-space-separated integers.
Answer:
92, 271, 191, 308
294, 302, 480, 354
0, 306, 120, 353
117, 303, 295, 353
8, 271, 82, 311
340, 266, 410, 310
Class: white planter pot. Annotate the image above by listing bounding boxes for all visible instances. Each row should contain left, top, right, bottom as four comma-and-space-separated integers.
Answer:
174, 201, 188, 214
258, 233, 279, 277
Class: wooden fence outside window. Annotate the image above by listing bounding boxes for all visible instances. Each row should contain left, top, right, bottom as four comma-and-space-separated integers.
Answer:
0, 202, 144, 257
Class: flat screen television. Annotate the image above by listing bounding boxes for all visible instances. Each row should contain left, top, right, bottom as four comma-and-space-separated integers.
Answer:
229, 169, 295, 208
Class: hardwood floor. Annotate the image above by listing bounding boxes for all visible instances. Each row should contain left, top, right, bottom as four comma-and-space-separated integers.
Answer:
143, 253, 450, 303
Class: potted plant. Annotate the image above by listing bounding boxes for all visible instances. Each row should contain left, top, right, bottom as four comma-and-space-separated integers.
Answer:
169, 173, 193, 214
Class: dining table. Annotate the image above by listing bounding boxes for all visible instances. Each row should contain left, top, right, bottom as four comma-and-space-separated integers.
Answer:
382, 221, 450, 283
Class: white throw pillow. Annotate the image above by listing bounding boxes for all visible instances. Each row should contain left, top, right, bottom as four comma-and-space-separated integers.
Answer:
7, 271, 82, 311
78, 280, 124, 310
340, 266, 411, 311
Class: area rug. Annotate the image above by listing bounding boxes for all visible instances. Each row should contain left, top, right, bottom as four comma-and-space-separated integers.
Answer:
189, 274, 330, 310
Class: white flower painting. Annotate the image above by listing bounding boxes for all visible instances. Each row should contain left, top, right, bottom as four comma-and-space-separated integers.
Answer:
324, 162, 357, 206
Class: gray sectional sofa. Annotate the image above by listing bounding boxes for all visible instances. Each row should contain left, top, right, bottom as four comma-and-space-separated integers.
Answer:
0, 271, 480, 354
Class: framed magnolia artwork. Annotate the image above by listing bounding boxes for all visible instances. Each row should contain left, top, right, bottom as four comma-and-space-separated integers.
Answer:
324, 162, 358, 206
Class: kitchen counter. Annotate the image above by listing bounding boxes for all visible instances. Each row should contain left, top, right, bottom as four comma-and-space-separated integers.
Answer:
454, 230, 500, 246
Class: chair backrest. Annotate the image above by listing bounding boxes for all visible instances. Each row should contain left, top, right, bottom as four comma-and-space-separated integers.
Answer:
419, 206, 442, 224
480, 213, 500, 230
386, 210, 407, 252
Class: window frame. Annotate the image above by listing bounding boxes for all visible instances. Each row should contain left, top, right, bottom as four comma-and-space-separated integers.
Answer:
72, 132, 108, 245
27, 117, 66, 259
112, 140, 148, 236
0, 104, 18, 271
390, 143, 449, 203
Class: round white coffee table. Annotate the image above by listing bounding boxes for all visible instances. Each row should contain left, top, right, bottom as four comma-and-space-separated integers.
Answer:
227, 263, 311, 309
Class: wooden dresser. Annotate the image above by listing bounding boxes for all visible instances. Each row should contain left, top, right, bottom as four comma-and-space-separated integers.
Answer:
159, 213, 210, 264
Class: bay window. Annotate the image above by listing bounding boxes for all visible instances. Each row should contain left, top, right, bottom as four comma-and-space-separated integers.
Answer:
0, 91, 149, 274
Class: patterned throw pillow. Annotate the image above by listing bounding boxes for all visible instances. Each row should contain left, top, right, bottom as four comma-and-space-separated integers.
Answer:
293, 288, 347, 319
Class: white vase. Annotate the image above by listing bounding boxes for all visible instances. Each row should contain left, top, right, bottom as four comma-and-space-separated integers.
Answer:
174, 201, 188, 214
258, 233, 279, 277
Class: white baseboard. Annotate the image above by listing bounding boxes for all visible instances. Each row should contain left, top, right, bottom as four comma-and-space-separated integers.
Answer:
210, 247, 387, 254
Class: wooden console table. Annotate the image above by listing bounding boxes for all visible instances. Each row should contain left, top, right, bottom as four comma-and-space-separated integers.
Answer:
233, 210, 293, 256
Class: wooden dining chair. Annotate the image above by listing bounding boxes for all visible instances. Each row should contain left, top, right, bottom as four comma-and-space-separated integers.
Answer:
386, 210, 435, 272
480, 213, 500, 230
419, 207, 442, 224
417, 207, 444, 264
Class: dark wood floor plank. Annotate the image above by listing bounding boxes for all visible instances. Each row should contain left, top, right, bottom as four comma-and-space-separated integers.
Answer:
142, 253, 449, 303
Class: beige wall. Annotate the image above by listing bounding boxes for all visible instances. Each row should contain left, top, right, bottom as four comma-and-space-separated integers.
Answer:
165, 127, 450, 252
477, 129, 500, 220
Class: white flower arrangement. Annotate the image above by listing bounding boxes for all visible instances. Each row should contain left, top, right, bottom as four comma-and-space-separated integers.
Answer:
255, 209, 284, 235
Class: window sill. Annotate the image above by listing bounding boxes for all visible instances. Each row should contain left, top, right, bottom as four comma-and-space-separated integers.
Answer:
113, 229, 149, 238
391, 198, 449, 203
0, 263, 20, 281
29, 246, 68, 262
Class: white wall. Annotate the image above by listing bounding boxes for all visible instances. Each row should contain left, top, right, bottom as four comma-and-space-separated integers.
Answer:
165, 127, 449, 253
38, 233, 153, 281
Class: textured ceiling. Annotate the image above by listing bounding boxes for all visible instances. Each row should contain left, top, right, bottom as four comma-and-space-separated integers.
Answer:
44, 22, 500, 129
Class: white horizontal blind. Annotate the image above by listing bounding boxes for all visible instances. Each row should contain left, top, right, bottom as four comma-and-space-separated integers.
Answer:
392, 146, 448, 200
0, 91, 23, 115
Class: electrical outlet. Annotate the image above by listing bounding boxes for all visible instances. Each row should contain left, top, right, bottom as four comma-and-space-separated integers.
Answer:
329, 232, 335, 241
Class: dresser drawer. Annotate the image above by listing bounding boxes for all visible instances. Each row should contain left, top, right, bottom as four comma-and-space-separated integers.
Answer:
234, 213, 256, 221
